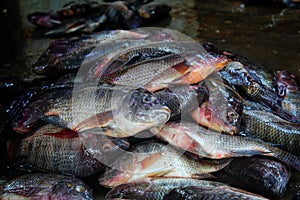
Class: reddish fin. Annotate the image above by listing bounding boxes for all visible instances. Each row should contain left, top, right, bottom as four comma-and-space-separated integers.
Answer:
45, 129, 78, 139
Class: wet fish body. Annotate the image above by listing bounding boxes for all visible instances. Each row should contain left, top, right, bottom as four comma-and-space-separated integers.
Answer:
242, 109, 300, 155
91, 41, 229, 91
99, 141, 231, 188
14, 124, 129, 177
99, 53, 187, 88
13, 83, 172, 136
75, 88, 171, 137
156, 84, 209, 120
276, 70, 300, 120
0, 173, 93, 200
191, 78, 243, 135
218, 61, 297, 123
222, 157, 291, 197
163, 185, 269, 200
33, 30, 149, 76
151, 121, 300, 171
105, 178, 227, 200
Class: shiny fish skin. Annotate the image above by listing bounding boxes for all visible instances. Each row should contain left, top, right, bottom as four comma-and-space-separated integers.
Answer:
99, 53, 186, 87
151, 121, 300, 171
221, 50, 277, 91
12, 84, 122, 133
14, 124, 129, 177
163, 185, 269, 200
91, 41, 200, 80
242, 109, 300, 155
99, 141, 231, 188
105, 178, 226, 200
32, 30, 149, 76
276, 70, 300, 120
191, 78, 243, 135
75, 88, 171, 138
218, 61, 298, 123
156, 84, 209, 120
223, 157, 290, 198
12, 84, 141, 133
0, 173, 93, 200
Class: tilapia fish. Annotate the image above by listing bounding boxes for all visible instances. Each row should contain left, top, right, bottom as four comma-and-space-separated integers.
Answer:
155, 84, 209, 120
99, 141, 231, 188
91, 41, 229, 91
32, 30, 149, 76
218, 61, 298, 123
90, 41, 198, 79
13, 124, 130, 177
138, 2, 171, 23
150, 121, 300, 171
276, 70, 300, 120
222, 157, 291, 198
105, 178, 227, 200
242, 109, 300, 155
220, 50, 277, 91
13, 84, 170, 137
75, 87, 171, 137
191, 78, 243, 135
0, 173, 93, 200
163, 185, 269, 200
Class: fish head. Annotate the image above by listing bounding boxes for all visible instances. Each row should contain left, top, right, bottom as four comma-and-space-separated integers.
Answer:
81, 132, 130, 166
104, 181, 151, 198
192, 79, 243, 135
115, 88, 171, 133
51, 178, 93, 200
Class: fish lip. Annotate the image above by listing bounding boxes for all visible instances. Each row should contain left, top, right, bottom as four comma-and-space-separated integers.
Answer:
222, 125, 238, 135
160, 106, 171, 121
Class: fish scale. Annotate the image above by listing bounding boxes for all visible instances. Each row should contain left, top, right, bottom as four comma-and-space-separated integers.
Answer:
15, 124, 105, 177
0, 173, 93, 199
92, 41, 202, 80
102, 53, 187, 87
242, 109, 300, 155
151, 121, 300, 171
105, 178, 227, 200
99, 141, 231, 188
163, 186, 269, 200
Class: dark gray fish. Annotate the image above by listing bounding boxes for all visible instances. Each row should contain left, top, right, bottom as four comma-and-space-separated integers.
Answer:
222, 157, 290, 198
242, 108, 300, 155
14, 124, 129, 177
155, 83, 209, 120
0, 173, 93, 199
191, 78, 243, 135
218, 61, 298, 123
138, 2, 171, 23
105, 178, 226, 200
32, 30, 148, 76
163, 185, 268, 200
276, 70, 300, 120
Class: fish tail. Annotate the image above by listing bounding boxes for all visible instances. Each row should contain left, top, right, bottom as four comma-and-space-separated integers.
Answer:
272, 147, 300, 171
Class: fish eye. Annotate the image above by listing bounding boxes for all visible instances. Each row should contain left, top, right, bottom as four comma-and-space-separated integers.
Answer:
102, 143, 113, 152
66, 183, 72, 188
75, 185, 86, 193
142, 95, 156, 103
227, 110, 237, 118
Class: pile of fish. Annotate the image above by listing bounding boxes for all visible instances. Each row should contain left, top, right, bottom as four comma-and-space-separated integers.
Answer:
27, 0, 171, 37
0, 28, 300, 199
